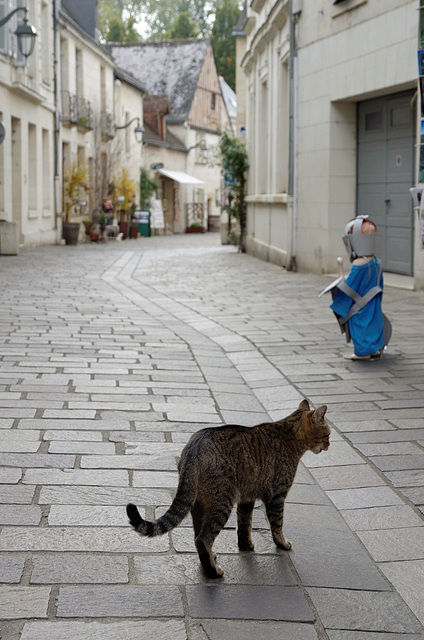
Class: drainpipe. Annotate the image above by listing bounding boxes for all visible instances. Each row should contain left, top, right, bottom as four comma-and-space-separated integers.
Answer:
288, 0, 299, 271
53, 0, 62, 243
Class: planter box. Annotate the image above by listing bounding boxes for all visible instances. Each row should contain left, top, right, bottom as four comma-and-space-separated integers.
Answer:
0, 220, 19, 255
63, 222, 81, 245
186, 226, 205, 233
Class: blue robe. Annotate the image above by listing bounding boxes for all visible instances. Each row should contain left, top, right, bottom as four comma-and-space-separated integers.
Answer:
330, 257, 385, 356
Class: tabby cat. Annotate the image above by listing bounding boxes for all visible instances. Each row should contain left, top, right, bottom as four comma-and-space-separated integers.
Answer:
127, 398, 330, 579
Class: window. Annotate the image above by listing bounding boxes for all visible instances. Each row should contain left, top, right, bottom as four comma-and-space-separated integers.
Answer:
365, 111, 382, 131
390, 105, 410, 128
42, 129, 50, 210
42, 2, 50, 84
211, 92, 216, 111
76, 48, 83, 96
0, 0, 26, 63
0, 0, 9, 54
28, 123, 37, 214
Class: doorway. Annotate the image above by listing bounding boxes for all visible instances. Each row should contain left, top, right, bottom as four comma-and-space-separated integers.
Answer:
357, 92, 415, 275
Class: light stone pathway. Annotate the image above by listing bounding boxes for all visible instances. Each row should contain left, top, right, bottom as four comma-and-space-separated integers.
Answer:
0, 232, 423, 640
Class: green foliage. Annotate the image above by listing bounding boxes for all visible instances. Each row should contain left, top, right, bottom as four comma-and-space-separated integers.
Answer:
98, 0, 142, 42
166, 11, 199, 39
140, 0, 214, 39
64, 163, 90, 222
139, 168, 157, 211
218, 131, 249, 252
106, 16, 140, 41
211, 0, 240, 90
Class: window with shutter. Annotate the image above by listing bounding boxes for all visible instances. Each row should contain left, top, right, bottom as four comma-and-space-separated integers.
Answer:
0, 0, 9, 54
13, 0, 26, 66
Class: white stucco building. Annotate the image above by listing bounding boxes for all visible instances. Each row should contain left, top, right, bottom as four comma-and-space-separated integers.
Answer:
0, 0, 56, 248
238, 0, 424, 289
1, 0, 146, 250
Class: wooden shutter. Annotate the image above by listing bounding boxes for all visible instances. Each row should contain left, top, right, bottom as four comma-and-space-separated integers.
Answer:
0, 0, 9, 54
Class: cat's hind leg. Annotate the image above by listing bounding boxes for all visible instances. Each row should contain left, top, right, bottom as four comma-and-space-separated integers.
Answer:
194, 493, 234, 579
237, 501, 255, 551
264, 492, 292, 550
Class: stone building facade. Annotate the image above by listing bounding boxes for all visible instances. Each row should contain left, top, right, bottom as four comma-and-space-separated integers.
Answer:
238, 0, 424, 289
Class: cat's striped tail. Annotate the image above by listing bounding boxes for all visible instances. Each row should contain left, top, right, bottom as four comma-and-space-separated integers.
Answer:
127, 477, 195, 537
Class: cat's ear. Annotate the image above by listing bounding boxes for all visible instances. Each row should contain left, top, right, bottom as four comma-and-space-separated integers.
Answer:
312, 405, 327, 424
298, 399, 310, 411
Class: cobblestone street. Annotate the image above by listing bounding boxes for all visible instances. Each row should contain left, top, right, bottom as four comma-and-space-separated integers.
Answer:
1, 232, 424, 640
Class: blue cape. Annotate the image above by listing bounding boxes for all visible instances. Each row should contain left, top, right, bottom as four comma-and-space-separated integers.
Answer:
330, 257, 385, 356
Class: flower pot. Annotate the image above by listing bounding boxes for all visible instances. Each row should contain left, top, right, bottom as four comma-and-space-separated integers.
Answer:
118, 221, 128, 239
186, 226, 205, 233
63, 222, 81, 245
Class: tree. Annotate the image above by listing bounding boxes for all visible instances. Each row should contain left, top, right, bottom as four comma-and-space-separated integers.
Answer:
139, 168, 157, 211
166, 11, 199, 39
211, 0, 240, 90
218, 131, 249, 252
98, 0, 143, 42
140, 0, 214, 39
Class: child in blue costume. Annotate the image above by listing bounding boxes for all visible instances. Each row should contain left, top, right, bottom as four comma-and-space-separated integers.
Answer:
324, 216, 389, 360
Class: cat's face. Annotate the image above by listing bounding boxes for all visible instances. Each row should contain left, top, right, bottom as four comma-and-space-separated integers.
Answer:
310, 429, 330, 455
307, 404, 331, 455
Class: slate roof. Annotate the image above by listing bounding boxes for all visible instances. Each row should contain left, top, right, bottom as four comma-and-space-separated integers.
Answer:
143, 122, 186, 151
108, 39, 210, 124
219, 76, 237, 121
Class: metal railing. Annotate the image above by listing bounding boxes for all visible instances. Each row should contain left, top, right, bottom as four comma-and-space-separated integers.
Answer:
76, 96, 93, 130
61, 90, 78, 125
186, 202, 205, 228
61, 91, 93, 130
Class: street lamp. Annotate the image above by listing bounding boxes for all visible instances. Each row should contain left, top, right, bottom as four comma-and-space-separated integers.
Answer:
187, 139, 208, 152
0, 7, 37, 58
116, 117, 144, 143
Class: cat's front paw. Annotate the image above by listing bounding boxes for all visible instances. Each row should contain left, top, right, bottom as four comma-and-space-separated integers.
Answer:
275, 537, 292, 550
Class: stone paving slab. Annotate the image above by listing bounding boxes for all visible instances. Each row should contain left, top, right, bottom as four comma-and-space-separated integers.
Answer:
56, 585, 185, 618
357, 528, 424, 562
0, 527, 170, 553
0, 505, 42, 525
328, 633, 424, 640
20, 620, 187, 640
30, 554, 129, 584
307, 587, 423, 634
186, 585, 315, 621
0, 556, 25, 583
200, 620, 319, 640
285, 503, 390, 591
0, 485, 35, 504
310, 464, 386, 490
0, 586, 50, 619
47, 504, 135, 526
379, 560, 424, 626
341, 505, 424, 531
38, 486, 171, 506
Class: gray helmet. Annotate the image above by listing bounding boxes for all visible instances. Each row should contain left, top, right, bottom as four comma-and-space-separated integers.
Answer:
342, 215, 377, 262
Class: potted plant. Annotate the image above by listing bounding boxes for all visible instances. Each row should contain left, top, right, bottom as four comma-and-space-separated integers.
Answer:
82, 218, 93, 236
113, 169, 136, 239
63, 163, 90, 245
186, 222, 205, 233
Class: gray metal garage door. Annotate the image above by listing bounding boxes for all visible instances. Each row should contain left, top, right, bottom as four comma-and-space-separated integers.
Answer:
357, 92, 415, 275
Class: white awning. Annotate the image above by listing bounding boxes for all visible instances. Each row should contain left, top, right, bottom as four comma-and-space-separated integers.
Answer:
158, 169, 204, 185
